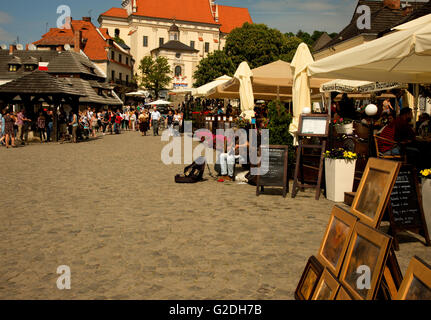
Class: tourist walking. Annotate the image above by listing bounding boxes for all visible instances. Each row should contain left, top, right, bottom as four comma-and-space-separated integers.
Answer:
16, 109, 31, 144
166, 110, 174, 137
0, 110, 5, 146
138, 110, 149, 136
70, 112, 78, 143
173, 110, 181, 136
91, 113, 98, 138
3, 108, 17, 148
46, 110, 53, 142
150, 106, 161, 136
37, 112, 46, 143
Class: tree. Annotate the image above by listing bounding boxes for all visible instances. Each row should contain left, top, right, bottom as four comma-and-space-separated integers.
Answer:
224, 23, 286, 69
138, 56, 171, 99
193, 50, 236, 87
267, 100, 294, 165
280, 35, 304, 63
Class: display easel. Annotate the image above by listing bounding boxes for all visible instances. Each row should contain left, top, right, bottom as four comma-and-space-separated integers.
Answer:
292, 114, 330, 200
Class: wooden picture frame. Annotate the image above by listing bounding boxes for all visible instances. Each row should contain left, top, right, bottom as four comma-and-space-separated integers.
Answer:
311, 268, 340, 300
335, 285, 354, 300
298, 113, 330, 137
295, 256, 324, 300
339, 222, 392, 300
351, 158, 401, 228
317, 206, 358, 277
396, 256, 431, 300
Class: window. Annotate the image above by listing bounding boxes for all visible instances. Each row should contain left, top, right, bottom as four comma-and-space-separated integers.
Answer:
204, 42, 210, 53
175, 66, 182, 77
119, 73, 122, 81
175, 53, 181, 59
24, 65, 36, 72
8, 65, 18, 72
159, 37, 164, 47
143, 36, 148, 47
111, 51, 115, 60
126, 57, 129, 66
119, 54, 122, 64
115, 29, 120, 37
111, 70, 115, 81
126, 75, 129, 84
190, 41, 195, 49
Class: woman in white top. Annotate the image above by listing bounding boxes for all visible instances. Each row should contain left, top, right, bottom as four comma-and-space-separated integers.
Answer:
130, 112, 137, 131
173, 110, 181, 136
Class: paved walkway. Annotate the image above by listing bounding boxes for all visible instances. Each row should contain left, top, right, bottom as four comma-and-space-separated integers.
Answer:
0, 131, 430, 299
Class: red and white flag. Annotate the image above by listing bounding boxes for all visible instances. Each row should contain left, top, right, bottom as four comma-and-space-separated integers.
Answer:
38, 62, 49, 71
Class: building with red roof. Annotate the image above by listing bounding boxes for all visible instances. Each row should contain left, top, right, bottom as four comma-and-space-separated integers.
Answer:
98, 0, 252, 89
33, 17, 135, 99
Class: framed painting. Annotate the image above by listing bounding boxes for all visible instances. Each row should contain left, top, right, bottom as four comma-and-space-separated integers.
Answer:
311, 268, 340, 300
339, 222, 392, 300
396, 256, 431, 300
317, 206, 358, 277
295, 256, 324, 300
351, 158, 401, 228
335, 285, 354, 300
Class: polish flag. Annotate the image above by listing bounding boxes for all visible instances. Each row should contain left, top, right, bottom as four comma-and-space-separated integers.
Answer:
38, 62, 49, 71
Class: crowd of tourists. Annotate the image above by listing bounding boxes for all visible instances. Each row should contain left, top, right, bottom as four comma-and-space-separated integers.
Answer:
0, 105, 185, 147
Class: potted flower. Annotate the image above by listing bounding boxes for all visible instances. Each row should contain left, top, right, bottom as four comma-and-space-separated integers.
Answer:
420, 169, 431, 237
333, 118, 354, 135
324, 148, 358, 202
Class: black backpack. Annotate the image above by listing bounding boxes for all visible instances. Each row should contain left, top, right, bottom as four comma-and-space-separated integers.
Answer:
175, 157, 206, 183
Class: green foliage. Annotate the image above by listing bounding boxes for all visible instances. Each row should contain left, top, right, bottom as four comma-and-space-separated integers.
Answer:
193, 22, 336, 87
193, 51, 236, 87
267, 100, 294, 163
224, 23, 286, 69
113, 36, 125, 45
138, 56, 171, 99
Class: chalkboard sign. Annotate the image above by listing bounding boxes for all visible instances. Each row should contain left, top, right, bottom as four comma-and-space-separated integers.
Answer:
390, 167, 422, 226
256, 145, 289, 197
387, 164, 431, 250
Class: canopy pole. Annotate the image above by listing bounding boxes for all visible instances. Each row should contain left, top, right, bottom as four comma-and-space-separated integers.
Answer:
414, 84, 419, 130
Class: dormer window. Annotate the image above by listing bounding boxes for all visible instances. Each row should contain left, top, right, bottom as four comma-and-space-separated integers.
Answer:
169, 23, 180, 41
24, 64, 36, 72
9, 64, 19, 72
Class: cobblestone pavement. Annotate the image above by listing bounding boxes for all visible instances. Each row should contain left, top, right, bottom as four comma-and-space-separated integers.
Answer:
0, 131, 430, 299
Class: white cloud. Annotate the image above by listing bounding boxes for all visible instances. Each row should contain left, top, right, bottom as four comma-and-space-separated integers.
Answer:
0, 11, 13, 24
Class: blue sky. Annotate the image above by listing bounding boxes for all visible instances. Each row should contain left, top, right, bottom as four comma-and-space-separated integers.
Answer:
0, 0, 364, 45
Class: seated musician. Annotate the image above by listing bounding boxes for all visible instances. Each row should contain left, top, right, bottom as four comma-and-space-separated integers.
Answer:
219, 136, 249, 181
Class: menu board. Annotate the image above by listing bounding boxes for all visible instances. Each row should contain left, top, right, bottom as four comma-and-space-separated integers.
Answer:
301, 117, 328, 136
256, 146, 288, 197
389, 165, 423, 227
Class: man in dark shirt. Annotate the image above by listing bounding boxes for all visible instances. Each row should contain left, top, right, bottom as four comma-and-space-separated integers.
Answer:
393, 107, 420, 167
394, 107, 415, 143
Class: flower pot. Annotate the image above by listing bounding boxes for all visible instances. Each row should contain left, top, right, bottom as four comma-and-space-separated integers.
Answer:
325, 158, 356, 202
335, 123, 354, 135
422, 179, 431, 239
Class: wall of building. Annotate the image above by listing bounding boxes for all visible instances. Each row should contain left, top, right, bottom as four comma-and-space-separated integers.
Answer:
100, 16, 223, 86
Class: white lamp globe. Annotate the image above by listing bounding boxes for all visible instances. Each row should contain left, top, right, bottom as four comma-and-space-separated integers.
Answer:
302, 107, 311, 114
365, 104, 378, 116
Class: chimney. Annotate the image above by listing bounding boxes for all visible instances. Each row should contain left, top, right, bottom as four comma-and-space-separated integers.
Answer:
383, 0, 401, 10
402, 3, 413, 16
9, 44, 16, 55
74, 30, 82, 53
82, 17, 91, 22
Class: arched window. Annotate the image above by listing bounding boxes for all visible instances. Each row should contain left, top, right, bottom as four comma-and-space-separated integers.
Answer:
114, 29, 120, 37
175, 66, 182, 77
